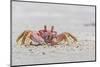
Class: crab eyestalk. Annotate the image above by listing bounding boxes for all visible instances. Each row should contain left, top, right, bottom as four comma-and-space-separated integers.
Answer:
51, 26, 54, 32
44, 25, 47, 32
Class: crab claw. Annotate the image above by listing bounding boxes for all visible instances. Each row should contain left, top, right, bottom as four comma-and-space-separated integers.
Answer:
30, 31, 46, 45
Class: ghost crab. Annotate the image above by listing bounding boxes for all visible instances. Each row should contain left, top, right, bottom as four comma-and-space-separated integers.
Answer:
16, 25, 77, 47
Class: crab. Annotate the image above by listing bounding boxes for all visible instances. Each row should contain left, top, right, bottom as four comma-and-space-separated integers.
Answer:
16, 25, 77, 47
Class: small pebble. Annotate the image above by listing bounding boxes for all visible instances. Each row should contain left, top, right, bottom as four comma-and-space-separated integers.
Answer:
76, 46, 79, 48
29, 49, 32, 52
42, 52, 46, 55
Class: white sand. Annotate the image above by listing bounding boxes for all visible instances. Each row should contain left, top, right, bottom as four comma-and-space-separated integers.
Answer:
12, 40, 95, 65
12, 1, 95, 66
